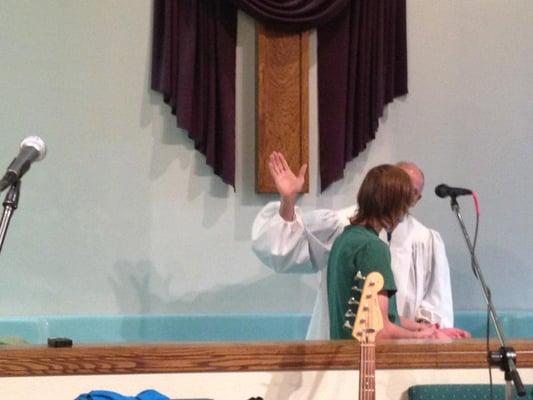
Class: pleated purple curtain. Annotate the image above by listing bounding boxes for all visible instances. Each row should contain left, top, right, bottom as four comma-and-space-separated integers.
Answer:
317, 0, 408, 190
151, 0, 407, 190
151, 0, 237, 186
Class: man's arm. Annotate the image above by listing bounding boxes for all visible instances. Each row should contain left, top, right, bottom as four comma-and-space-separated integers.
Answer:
252, 202, 349, 273
252, 152, 346, 273
381, 294, 470, 339
377, 292, 437, 339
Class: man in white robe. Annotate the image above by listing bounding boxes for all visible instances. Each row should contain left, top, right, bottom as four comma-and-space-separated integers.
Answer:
252, 153, 454, 340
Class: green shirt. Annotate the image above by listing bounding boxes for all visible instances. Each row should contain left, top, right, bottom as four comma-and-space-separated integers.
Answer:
327, 225, 398, 340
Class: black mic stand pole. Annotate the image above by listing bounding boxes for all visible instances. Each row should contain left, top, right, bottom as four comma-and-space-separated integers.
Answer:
449, 196, 525, 399
0, 181, 21, 255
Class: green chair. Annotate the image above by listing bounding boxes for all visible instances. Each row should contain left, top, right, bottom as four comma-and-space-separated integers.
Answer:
408, 384, 533, 400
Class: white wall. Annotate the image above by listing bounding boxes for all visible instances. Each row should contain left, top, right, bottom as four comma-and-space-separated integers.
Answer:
4, 368, 533, 400
0, 0, 532, 318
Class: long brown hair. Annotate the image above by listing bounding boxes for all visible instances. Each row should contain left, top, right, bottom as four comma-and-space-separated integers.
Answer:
349, 165, 413, 229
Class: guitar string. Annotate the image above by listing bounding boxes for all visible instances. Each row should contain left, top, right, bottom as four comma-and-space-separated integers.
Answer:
358, 276, 381, 400
361, 299, 376, 400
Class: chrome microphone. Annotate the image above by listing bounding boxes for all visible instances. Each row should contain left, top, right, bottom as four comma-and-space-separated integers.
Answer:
0, 136, 47, 191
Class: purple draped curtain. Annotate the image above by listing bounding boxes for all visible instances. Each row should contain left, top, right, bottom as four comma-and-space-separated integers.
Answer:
151, 0, 237, 186
317, 1, 408, 190
151, 0, 407, 190
228, 0, 350, 31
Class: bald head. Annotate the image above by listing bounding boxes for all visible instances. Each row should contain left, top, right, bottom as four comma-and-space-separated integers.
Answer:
396, 161, 424, 206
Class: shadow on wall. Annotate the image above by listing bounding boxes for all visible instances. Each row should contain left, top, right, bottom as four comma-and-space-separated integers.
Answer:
109, 258, 315, 341
110, 259, 317, 314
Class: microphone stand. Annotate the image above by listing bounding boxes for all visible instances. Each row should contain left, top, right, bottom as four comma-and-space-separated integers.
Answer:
448, 196, 525, 399
0, 181, 20, 255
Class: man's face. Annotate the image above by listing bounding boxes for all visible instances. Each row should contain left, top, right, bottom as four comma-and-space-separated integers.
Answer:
410, 173, 424, 206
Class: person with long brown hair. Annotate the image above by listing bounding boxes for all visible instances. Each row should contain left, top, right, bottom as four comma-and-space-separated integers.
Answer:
327, 165, 468, 339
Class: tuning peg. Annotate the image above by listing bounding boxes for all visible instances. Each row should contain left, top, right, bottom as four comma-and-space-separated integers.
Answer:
343, 320, 353, 330
348, 297, 359, 305
350, 285, 362, 293
344, 309, 355, 318
354, 271, 365, 281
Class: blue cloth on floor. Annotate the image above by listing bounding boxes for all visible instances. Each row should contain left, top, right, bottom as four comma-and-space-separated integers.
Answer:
75, 389, 170, 400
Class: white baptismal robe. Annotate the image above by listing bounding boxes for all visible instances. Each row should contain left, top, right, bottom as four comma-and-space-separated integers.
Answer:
251, 202, 454, 340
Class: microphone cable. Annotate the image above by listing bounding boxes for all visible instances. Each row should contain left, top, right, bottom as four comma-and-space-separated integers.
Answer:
471, 192, 480, 280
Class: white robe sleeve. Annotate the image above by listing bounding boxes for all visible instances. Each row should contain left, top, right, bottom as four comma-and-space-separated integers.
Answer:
251, 201, 348, 273
251, 202, 353, 340
415, 229, 454, 328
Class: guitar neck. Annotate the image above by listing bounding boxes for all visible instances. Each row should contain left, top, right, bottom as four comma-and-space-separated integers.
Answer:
348, 271, 383, 400
359, 343, 376, 400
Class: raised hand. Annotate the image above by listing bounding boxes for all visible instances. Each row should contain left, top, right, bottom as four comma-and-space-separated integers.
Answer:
268, 151, 307, 198
268, 151, 307, 221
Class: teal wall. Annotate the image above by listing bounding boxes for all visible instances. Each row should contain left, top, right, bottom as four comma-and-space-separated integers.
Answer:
0, 1, 532, 325
0, 311, 529, 344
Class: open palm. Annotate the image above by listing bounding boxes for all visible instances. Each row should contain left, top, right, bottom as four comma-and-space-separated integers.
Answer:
268, 151, 307, 199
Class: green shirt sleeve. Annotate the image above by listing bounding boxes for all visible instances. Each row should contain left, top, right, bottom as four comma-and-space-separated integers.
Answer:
356, 240, 398, 324
357, 240, 396, 294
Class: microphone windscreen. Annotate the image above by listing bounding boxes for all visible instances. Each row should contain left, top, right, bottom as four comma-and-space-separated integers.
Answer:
20, 136, 46, 161
434, 184, 449, 198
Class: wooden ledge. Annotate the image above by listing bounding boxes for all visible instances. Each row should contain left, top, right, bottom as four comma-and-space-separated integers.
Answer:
0, 339, 532, 377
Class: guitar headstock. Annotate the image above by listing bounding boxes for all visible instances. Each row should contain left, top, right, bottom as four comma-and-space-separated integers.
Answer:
344, 271, 384, 343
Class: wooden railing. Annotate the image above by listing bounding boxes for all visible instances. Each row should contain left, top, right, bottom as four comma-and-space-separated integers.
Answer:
0, 339, 532, 377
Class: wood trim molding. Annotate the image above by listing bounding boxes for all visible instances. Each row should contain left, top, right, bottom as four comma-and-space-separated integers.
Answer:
256, 24, 309, 193
0, 339, 532, 377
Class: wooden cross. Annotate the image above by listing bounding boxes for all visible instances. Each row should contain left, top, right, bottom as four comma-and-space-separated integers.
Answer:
256, 25, 309, 193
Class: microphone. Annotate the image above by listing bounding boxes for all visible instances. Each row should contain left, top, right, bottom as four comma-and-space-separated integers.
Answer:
0, 136, 47, 192
435, 183, 472, 198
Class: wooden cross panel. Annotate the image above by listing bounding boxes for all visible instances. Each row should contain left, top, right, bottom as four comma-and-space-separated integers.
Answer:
256, 24, 309, 193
